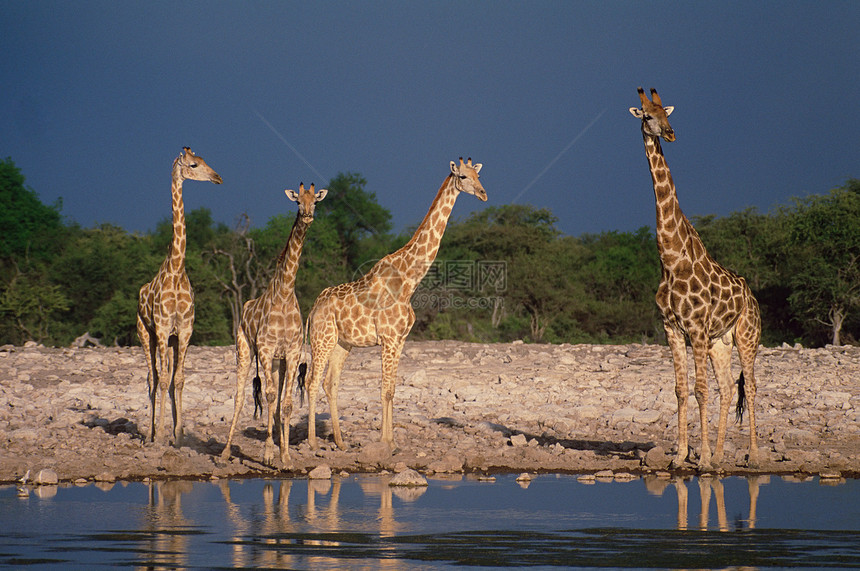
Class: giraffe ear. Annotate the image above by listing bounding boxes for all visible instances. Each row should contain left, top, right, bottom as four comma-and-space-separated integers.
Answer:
472, 163, 482, 173
314, 188, 328, 202
663, 106, 674, 116
285, 189, 299, 202
629, 107, 644, 118
450, 161, 459, 175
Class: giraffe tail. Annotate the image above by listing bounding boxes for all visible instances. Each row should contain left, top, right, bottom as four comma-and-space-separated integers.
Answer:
252, 376, 263, 419
296, 362, 307, 407
252, 353, 263, 419
735, 372, 747, 423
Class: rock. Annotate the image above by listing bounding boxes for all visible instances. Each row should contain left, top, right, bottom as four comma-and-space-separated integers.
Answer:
159, 448, 186, 472
454, 385, 483, 402
358, 442, 392, 465
634, 410, 662, 424
645, 446, 671, 469
426, 454, 463, 473
784, 429, 818, 446
612, 408, 637, 423
94, 472, 116, 483
0, 342, 858, 483
572, 406, 602, 420
389, 468, 428, 487
10, 428, 40, 441
34, 468, 58, 485
510, 434, 528, 447
308, 465, 332, 480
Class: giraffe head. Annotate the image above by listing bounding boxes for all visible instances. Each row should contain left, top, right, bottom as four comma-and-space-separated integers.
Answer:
449, 157, 487, 201
175, 147, 223, 184
285, 182, 328, 224
629, 87, 675, 142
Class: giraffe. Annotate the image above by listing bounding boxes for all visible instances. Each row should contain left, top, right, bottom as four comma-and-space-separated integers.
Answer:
137, 147, 222, 445
305, 158, 487, 451
629, 87, 761, 470
220, 183, 327, 468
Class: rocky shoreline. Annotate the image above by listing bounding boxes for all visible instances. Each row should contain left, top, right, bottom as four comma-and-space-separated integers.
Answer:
1, 341, 858, 485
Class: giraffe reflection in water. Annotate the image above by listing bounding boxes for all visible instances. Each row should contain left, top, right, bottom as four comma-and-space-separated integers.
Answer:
141, 479, 195, 570
645, 474, 770, 531
216, 475, 425, 569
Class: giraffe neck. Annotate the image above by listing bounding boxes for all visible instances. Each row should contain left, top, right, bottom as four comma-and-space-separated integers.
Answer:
273, 213, 310, 292
395, 174, 459, 283
642, 133, 703, 267
168, 165, 187, 273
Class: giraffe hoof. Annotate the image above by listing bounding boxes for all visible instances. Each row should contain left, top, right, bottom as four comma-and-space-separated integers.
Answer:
696, 462, 715, 473
745, 449, 761, 469
669, 454, 687, 470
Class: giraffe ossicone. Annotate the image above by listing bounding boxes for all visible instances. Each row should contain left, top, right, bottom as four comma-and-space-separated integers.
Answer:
305, 157, 487, 453
137, 147, 222, 446
221, 182, 326, 468
631, 88, 761, 470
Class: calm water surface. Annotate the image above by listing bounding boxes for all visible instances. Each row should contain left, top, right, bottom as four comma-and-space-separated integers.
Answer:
1, 473, 858, 569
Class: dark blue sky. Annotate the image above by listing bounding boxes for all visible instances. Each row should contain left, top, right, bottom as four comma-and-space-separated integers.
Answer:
2, 1, 858, 238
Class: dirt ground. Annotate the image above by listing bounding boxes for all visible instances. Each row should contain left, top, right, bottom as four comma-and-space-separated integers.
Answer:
1, 341, 858, 484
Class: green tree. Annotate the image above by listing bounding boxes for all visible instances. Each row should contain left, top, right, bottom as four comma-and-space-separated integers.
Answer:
578, 227, 661, 342
439, 204, 572, 341
51, 224, 152, 342
0, 158, 65, 262
785, 180, 860, 345
316, 172, 393, 272
694, 207, 795, 345
0, 265, 70, 344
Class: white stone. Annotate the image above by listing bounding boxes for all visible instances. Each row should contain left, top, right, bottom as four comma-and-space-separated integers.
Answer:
34, 468, 59, 485
308, 465, 332, 480
389, 468, 428, 487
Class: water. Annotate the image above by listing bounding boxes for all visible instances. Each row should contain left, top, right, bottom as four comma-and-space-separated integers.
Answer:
1, 473, 858, 569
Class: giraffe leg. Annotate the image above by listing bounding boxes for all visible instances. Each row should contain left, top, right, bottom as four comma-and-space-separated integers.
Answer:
665, 325, 690, 469
273, 358, 285, 447
278, 355, 297, 467
222, 333, 251, 461
735, 304, 761, 467
380, 339, 405, 451
308, 330, 336, 451
322, 344, 350, 450
137, 316, 158, 443
259, 352, 278, 466
690, 333, 713, 471
708, 335, 734, 466
155, 333, 171, 444
172, 328, 192, 447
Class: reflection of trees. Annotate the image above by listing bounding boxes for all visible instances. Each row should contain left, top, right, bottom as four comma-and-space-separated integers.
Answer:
644, 475, 769, 531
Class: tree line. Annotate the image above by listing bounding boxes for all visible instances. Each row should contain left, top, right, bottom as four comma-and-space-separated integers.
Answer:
1, 157, 858, 348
